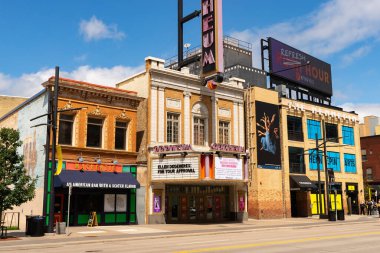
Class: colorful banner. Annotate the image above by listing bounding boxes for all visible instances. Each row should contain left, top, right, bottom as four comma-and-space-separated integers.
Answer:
255, 101, 281, 169
153, 194, 161, 213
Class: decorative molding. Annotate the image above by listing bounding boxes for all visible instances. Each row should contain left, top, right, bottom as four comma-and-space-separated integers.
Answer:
116, 110, 131, 121
88, 105, 106, 117
192, 102, 209, 116
59, 100, 73, 111
218, 108, 231, 118
166, 98, 181, 110
183, 91, 191, 97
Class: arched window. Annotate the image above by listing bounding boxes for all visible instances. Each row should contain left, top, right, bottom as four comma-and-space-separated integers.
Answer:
192, 102, 208, 146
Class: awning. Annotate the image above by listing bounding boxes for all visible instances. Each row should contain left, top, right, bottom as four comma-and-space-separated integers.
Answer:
54, 170, 140, 189
290, 175, 317, 191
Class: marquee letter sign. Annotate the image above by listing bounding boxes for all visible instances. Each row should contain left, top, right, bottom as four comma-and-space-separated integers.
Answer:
201, 0, 224, 77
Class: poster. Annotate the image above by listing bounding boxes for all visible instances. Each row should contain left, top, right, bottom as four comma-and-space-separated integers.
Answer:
116, 194, 127, 212
255, 101, 281, 169
214, 157, 243, 180
104, 194, 115, 212
153, 194, 161, 213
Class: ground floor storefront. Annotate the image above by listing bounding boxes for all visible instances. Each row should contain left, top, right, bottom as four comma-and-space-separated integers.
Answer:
289, 177, 360, 217
148, 144, 249, 224
51, 166, 140, 226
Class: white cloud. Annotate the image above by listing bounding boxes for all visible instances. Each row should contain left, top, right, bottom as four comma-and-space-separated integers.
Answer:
0, 65, 144, 97
230, 0, 380, 68
341, 46, 371, 67
339, 103, 380, 122
79, 16, 125, 41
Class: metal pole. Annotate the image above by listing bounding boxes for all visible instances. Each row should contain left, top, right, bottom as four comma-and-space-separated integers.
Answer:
322, 120, 331, 215
178, 0, 183, 69
48, 66, 59, 233
66, 185, 72, 235
42, 87, 52, 228
316, 133, 323, 218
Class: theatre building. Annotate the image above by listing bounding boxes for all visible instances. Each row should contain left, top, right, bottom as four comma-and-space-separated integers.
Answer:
0, 77, 143, 229
116, 57, 248, 223
246, 86, 364, 218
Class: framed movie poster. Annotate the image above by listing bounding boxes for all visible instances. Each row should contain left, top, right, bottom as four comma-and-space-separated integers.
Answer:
255, 101, 281, 169
116, 194, 127, 212
104, 194, 115, 212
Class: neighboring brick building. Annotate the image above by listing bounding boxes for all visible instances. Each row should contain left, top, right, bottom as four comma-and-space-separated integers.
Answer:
0, 78, 144, 230
361, 135, 380, 201
246, 86, 364, 218
0, 95, 28, 117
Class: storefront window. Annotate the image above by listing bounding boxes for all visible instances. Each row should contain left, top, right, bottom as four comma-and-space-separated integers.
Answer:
307, 119, 321, 140
58, 114, 74, 145
218, 121, 230, 144
342, 126, 354, 145
287, 116, 303, 141
309, 149, 323, 171
325, 123, 338, 142
344, 153, 356, 173
115, 121, 128, 150
87, 117, 103, 147
167, 113, 180, 143
194, 117, 205, 145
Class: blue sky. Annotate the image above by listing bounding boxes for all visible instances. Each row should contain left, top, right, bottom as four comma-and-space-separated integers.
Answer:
0, 0, 379, 119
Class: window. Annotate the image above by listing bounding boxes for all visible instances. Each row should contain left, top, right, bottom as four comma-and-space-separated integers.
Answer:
167, 113, 179, 143
361, 149, 367, 162
307, 119, 321, 140
342, 126, 354, 145
325, 123, 338, 142
115, 121, 128, 150
309, 149, 323, 171
194, 117, 205, 146
58, 114, 74, 145
344, 153, 356, 173
287, 116, 303, 141
366, 168, 373, 180
87, 118, 103, 147
218, 121, 230, 144
327, 151, 340, 172
289, 147, 305, 174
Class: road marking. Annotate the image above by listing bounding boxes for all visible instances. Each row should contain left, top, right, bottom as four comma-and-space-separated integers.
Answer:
175, 231, 380, 253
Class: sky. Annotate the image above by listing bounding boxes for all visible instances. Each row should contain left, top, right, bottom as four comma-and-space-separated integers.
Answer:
0, 0, 379, 120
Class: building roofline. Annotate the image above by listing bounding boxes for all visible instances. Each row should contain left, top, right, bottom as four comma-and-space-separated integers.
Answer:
46, 77, 138, 95
0, 89, 46, 122
361, 134, 380, 139
0, 94, 29, 99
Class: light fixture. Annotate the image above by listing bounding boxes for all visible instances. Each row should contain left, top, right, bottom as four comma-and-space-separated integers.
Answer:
78, 155, 84, 163
95, 156, 101, 164
113, 159, 118, 165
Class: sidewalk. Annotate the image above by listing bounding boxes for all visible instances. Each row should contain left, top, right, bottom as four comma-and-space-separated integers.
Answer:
2, 214, 379, 243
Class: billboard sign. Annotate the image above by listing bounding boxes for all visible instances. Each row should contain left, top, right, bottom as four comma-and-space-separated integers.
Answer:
268, 37, 332, 96
255, 101, 281, 169
201, 0, 224, 76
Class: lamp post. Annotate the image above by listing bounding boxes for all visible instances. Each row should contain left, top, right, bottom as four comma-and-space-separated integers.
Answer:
315, 133, 324, 218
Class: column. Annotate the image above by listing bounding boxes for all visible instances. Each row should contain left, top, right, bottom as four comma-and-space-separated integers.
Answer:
233, 102, 239, 145
211, 97, 218, 143
150, 86, 158, 143
238, 102, 245, 146
158, 87, 165, 143
184, 92, 191, 144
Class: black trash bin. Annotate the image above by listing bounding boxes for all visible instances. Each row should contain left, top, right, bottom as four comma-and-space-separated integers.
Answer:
328, 210, 336, 221
25, 215, 36, 236
26, 216, 45, 237
337, 210, 345, 220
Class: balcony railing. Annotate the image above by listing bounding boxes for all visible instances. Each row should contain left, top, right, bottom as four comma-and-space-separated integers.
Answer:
288, 130, 304, 142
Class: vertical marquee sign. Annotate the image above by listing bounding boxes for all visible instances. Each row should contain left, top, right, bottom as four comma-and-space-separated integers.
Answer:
201, 0, 224, 76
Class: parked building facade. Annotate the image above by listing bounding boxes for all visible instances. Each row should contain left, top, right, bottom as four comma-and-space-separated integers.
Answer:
117, 57, 248, 224
246, 86, 364, 218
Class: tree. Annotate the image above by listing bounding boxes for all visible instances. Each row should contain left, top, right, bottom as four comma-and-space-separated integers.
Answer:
0, 127, 36, 223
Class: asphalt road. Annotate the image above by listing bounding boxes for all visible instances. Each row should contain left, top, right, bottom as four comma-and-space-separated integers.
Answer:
2, 220, 380, 253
